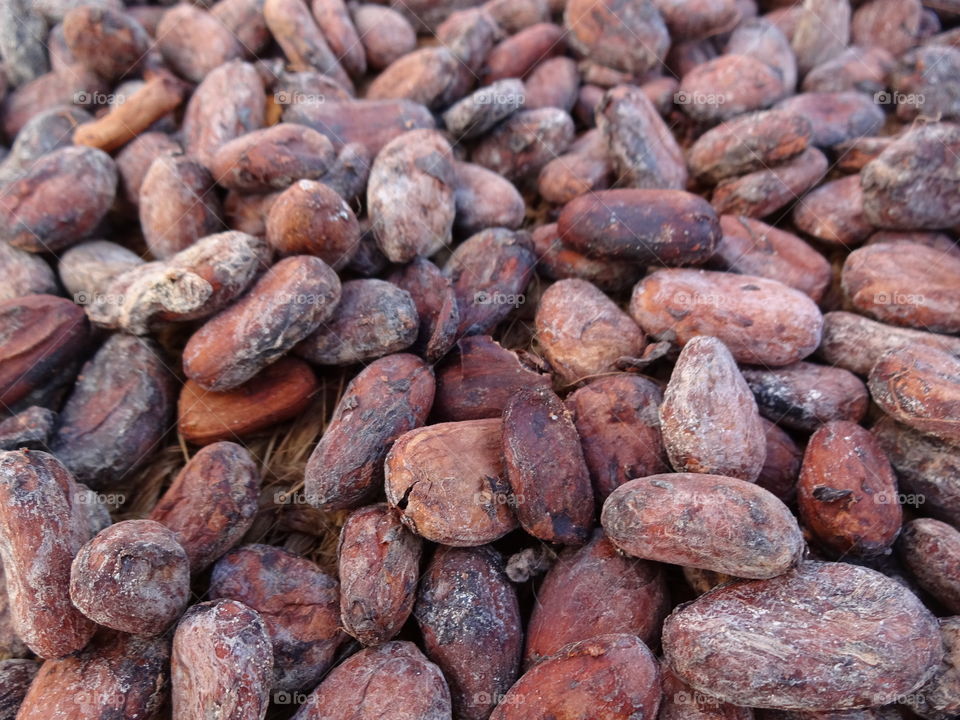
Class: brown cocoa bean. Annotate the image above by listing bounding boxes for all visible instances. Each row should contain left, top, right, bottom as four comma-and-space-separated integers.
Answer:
304, 353, 433, 509
0, 146, 117, 253
602, 473, 804, 578
598, 83, 687, 190
564, 0, 669, 75
662, 562, 942, 710
0, 659, 38, 720
149, 441, 261, 572
502, 385, 595, 544
368, 128, 455, 263
62, 6, 151, 81
433, 335, 550, 421
58, 240, 144, 303
713, 215, 830, 301
292, 641, 452, 720
891, 46, 960, 122
352, 4, 416, 70
69, 519, 189, 636
791, 0, 850, 75
872, 416, 960, 528
535, 278, 645, 384
284, 99, 434, 157
712, 147, 828, 218
557, 189, 721, 265
678, 55, 784, 122
861, 123, 960, 230
630, 269, 824, 366
156, 4, 243, 82
659, 664, 754, 720
139, 154, 221, 259
442, 80, 526, 141
523, 56, 579, 111
114, 131, 181, 205
566, 374, 669, 502
0, 406, 57, 452
366, 47, 465, 109
819, 311, 960, 377
210, 544, 344, 691
798, 421, 902, 557
181, 60, 266, 170
263, 0, 351, 89
842, 241, 960, 334
444, 228, 536, 337
773, 91, 884, 148
0, 450, 97, 658
904, 617, 960, 720
530, 223, 639, 292
0, 106, 90, 187
491, 634, 661, 720
688, 109, 811, 184
17, 632, 168, 719
0, 68, 105, 138
265, 179, 360, 268
536, 141, 614, 205
791, 174, 873, 246
211, 0, 271, 53
51, 333, 175, 487
654, 0, 740, 40
178, 356, 317, 445
311, 0, 365, 79
660, 335, 767, 482
852, 0, 921, 56
388, 258, 460, 361
338, 504, 422, 646
385, 418, 519, 545
415, 545, 521, 720
897, 518, 960, 613
483, 22, 565, 82
870, 345, 960, 445
802, 46, 894, 95
471, 107, 575, 182
211, 124, 336, 193
436, 6, 500, 71
724, 18, 796, 94
524, 529, 669, 667
741, 362, 869, 432
183, 255, 340, 390
171, 599, 272, 719
453, 160, 526, 235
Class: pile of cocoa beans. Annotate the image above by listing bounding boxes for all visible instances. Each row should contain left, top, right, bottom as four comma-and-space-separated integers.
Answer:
1, 0, 960, 717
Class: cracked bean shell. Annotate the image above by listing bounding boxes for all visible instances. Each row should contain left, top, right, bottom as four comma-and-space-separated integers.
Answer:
385, 418, 518, 546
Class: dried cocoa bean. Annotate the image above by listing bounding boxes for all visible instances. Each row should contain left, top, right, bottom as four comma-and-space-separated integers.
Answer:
210, 544, 344, 691
524, 529, 669, 667
69, 519, 190, 635
530, 223, 640, 293
564, 0, 669, 75
630, 269, 824, 366
265, 179, 360, 268
352, 4, 416, 70
897, 518, 960, 614
388, 258, 460, 361
51, 333, 175, 487
471, 108, 575, 182
183, 255, 340, 391
171, 599, 272, 720
156, 4, 243, 82
602, 473, 804, 578
433, 335, 550, 421
149, 441, 261, 572
415, 545, 522, 720
711, 147, 828, 218
741, 362, 869, 432
304, 353, 434, 509
385, 418, 519, 546
660, 335, 767, 482
338, 504, 422, 646
178, 356, 317, 445
662, 562, 942, 710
